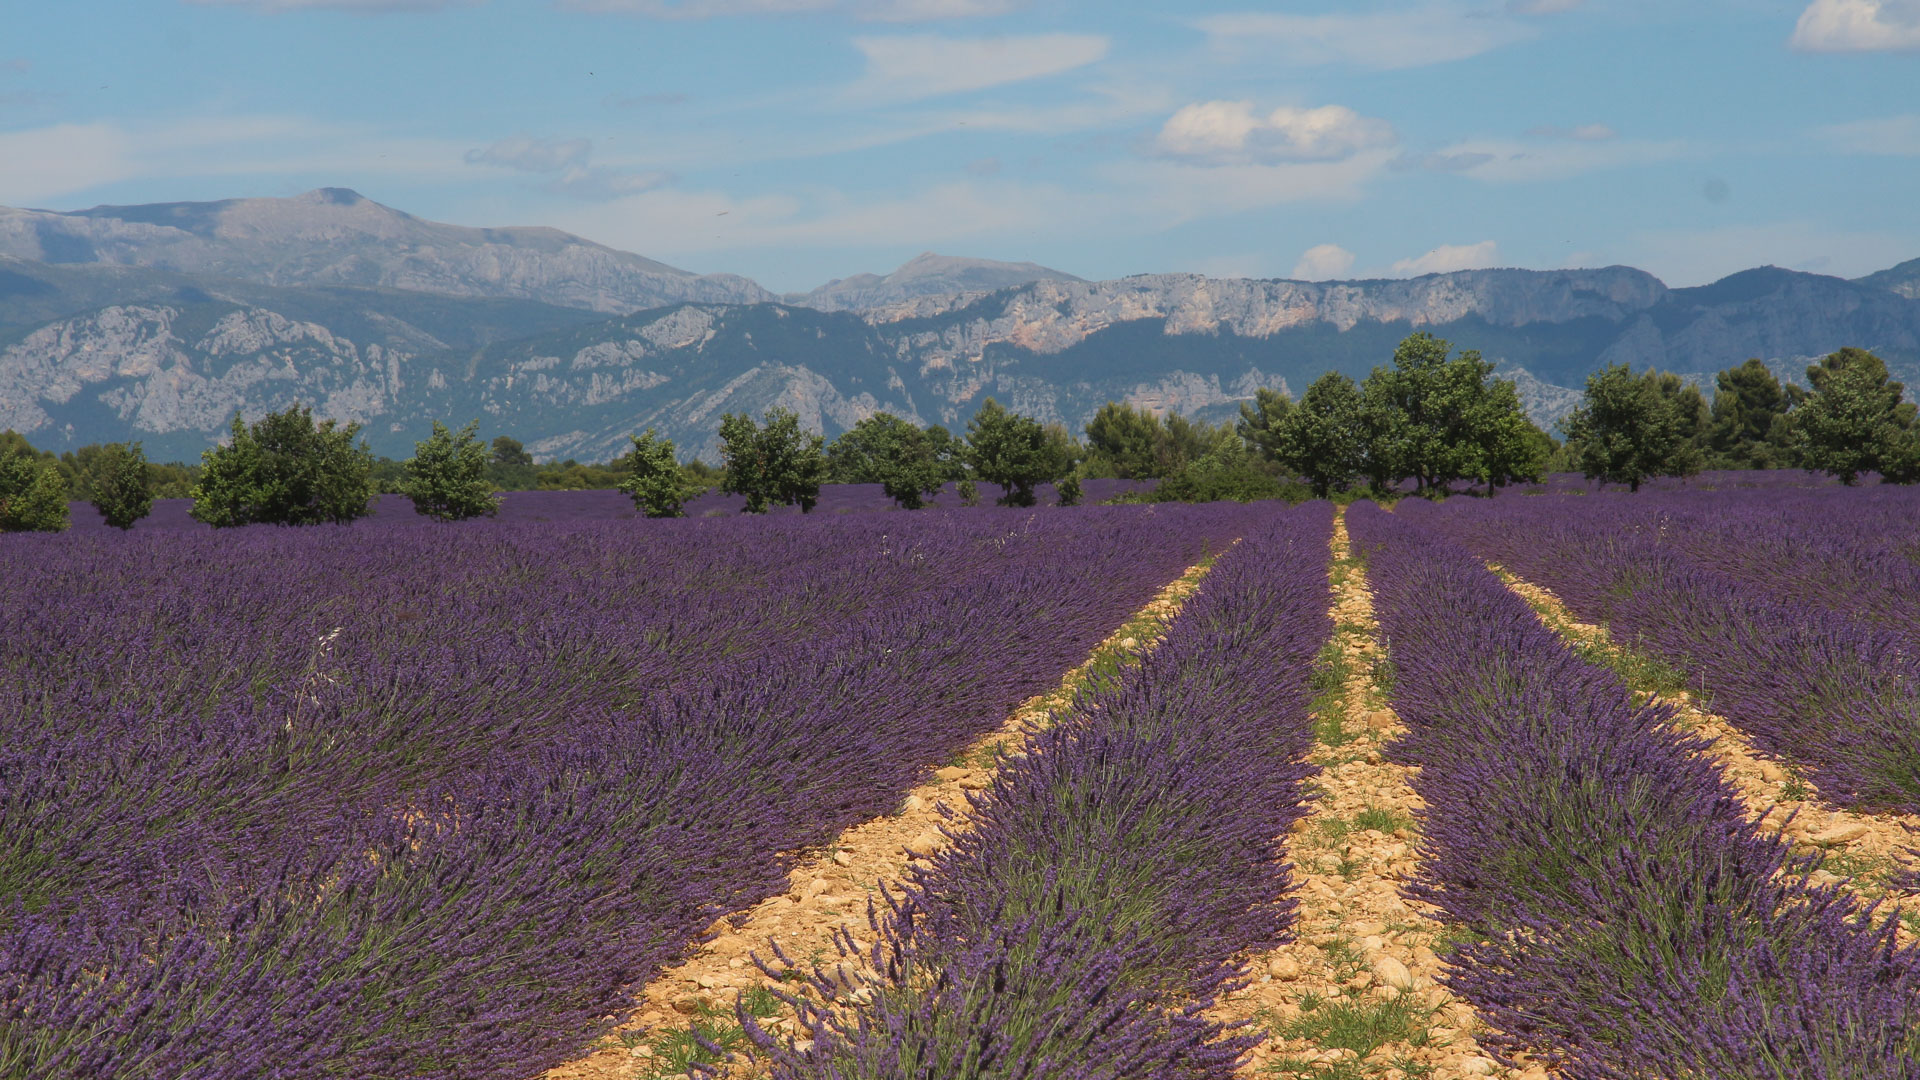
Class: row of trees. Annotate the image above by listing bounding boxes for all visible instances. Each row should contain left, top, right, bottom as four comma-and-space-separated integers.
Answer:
1564, 348, 1920, 490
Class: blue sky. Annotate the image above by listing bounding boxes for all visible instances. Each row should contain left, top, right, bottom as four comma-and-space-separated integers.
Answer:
1, 0, 1915, 293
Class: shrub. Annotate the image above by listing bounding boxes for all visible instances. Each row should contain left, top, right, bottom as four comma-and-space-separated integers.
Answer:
88, 442, 154, 530
618, 429, 706, 518
1056, 475, 1083, 506
718, 407, 828, 513
190, 404, 376, 527
0, 446, 70, 532
401, 420, 501, 522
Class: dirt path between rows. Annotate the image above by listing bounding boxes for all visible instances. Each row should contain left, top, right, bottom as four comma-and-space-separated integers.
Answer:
1494, 567, 1920, 942
540, 556, 1222, 1080
1213, 511, 1541, 1080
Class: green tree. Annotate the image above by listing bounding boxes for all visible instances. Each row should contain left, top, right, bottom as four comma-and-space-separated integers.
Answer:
0, 440, 70, 532
1471, 380, 1552, 494
1267, 373, 1363, 498
1055, 475, 1084, 506
617, 429, 705, 517
190, 404, 376, 526
1083, 401, 1162, 479
1359, 333, 1507, 494
1236, 387, 1295, 462
1705, 359, 1799, 469
88, 442, 155, 530
1789, 347, 1918, 485
826, 413, 948, 508
401, 419, 501, 522
965, 398, 1068, 507
718, 407, 829, 513
1563, 365, 1702, 491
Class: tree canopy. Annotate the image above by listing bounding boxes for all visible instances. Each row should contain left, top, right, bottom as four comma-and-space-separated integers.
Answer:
190, 404, 376, 527
1562, 364, 1703, 491
1790, 347, 1919, 485
402, 419, 501, 522
964, 398, 1072, 507
719, 406, 829, 513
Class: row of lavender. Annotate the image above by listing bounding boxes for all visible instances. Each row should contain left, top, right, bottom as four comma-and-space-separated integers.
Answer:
750, 504, 1334, 1077
1401, 494, 1920, 814
0, 505, 1254, 1079
1348, 502, 1920, 1078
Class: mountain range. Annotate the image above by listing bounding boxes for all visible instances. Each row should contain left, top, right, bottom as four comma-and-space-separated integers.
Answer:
3, 188, 1918, 463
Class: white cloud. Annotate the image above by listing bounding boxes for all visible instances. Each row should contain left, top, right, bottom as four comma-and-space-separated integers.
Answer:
185, 0, 478, 11
1154, 101, 1396, 165
1193, 7, 1535, 70
1292, 243, 1356, 280
1391, 240, 1500, 276
847, 33, 1109, 100
1821, 114, 1920, 154
1791, 0, 1920, 51
558, 0, 1021, 20
464, 134, 592, 172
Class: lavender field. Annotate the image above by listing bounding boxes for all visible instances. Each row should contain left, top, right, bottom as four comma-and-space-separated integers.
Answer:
6, 481, 1920, 1080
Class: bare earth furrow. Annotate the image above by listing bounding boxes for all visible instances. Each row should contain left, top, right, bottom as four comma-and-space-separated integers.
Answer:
1216, 511, 1540, 1080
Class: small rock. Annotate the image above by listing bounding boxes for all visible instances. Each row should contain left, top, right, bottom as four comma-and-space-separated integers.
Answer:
804, 878, 832, 899
934, 766, 969, 782
1462, 1055, 1497, 1076
1811, 822, 1870, 846
630, 1044, 653, 1058
1758, 760, 1785, 783
901, 795, 927, 812
1372, 954, 1414, 990
832, 849, 853, 866
671, 997, 705, 1015
1366, 710, 1396, 730
1120, 636, 1140, 649
1268, 955, 1301, 980
959, 775, 990, 790
905, 831, 946, 857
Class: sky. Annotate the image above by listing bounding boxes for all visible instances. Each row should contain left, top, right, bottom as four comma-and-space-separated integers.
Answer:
0, 0, 1916, 294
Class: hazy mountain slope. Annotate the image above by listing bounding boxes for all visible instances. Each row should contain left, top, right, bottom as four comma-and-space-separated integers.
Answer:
5, 245, 1920, 460
793, 252, 1084, 312
0, 188, 773, 312
1858, 257, 1920, 300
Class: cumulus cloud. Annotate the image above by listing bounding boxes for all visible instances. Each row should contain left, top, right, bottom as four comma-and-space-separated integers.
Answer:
558, 0, 1021, 19
1391, 240, 1500, 276
1291, 244, 1356, 280
1193, 7, 1535, 69
1155, 101, 1396, 165
464, 134, 591, 172
1791, 0, 1920, 51
847, 33, 1108, 100
1821, 113, 1920, 154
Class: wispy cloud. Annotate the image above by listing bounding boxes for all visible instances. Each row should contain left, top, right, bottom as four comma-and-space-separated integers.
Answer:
1791, 0, 1920, 52
1819, 113, 1920, 154
184, 0, 479, 12
463, 133, 670, 198
1391, 136, 1687, 182
1391, 240, 1500, 275
846, 33, 1108, 100
1291, 243, 1356, 280
557, 0, 1022, 20
1154, 101, 1396, 165
1526, 122, 1617, 141
1193, 6, 1536, 70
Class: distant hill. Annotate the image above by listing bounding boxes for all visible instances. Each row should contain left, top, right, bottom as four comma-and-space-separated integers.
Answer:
791, 252, 1083, 312
2, 191, 1917, 462
1859, 257, 1920, 300
0, 188, 772, 313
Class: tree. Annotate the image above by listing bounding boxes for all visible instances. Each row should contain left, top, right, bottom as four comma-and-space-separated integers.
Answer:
1706, 359, 1799, 469
1789, 347, 1918, 485
618, 429, 705, 517
1471, 380, 1552, 494
190, 404, 376, 526
1264, 373, 1363, 498
1056, 475, 1083, 506
1562, 365, 1701, 491
401, 420, 501, 522
1236, 387, 1294, 462
1359, 332, 1508, 495
964, 399, 1070, 507
0, 441, 70, 532
718, 407, 829, 513
492, 436, 534, 467
88, 442, 154, 530
1084, 402, 1162, 479
826, 413, 948, 509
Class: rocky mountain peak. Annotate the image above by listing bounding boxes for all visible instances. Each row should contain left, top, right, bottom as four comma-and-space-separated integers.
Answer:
793, 251, 1084, 312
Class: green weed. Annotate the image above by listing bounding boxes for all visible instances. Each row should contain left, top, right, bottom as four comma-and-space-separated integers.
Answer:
628, 988, 783, 1079
1279, 993, 1433, 1058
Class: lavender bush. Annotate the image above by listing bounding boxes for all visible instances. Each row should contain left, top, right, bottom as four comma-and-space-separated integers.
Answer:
1348, 502, 1920, 1079
754, 505, 1333, 1079
0, 502, 1257, 1078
